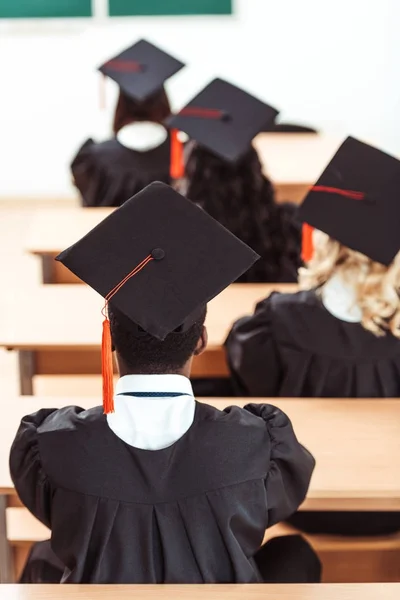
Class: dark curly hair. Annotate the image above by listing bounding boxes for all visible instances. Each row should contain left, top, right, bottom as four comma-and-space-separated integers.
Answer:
113, 86, 172, 134
108, 303, 207, 374
179, 143, 302, 283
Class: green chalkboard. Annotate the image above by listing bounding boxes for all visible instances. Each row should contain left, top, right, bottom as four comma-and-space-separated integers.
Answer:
109, 0, 232, 17
0, 0, 92, 19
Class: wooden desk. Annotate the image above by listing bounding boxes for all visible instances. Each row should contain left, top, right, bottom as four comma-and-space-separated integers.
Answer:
26, 134, 344, 284
0, 583, 399, 600
254, 132, 343, 204
0, 284, 296, 394
0, 398, 399, 583
26, 208, 111, 284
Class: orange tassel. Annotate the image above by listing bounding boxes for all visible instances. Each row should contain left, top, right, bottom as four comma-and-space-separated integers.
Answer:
100, 254, 154, 413
102, 317, 114, 414
170, 128, 184, 179
302, 223, 314, 263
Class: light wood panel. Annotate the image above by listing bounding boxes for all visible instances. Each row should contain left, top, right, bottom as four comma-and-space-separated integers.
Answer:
2, 398, 399, 512
253, 133, 343, 192
0, 583, 399, 600
26, 208, 112, 256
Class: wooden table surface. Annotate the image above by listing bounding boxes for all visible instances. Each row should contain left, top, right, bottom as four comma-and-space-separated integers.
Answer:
254, 132, 342, 189
0, 583, 399, 600
2, 397, 399, 511
26, 208, 112, 257
0, 283, 291, 350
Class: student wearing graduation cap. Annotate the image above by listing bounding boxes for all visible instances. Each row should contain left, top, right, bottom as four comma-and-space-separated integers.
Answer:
167, 78, 302, 284
226, 136, 400, 401
10, 182, 320, 584
71, 40, 184, 207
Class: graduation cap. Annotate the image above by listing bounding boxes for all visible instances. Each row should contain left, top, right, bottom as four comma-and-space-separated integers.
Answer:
56, 182, 259, 413
166, 78, 279, 175
298, 136, 400, 266
99, 39, 185, 103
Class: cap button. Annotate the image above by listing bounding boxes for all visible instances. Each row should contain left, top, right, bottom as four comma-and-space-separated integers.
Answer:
151, 248, 165, 260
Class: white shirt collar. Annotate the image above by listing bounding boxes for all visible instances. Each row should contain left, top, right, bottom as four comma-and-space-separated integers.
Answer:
115, 374, 194, 396
116, 122, 168, 151
321, 272, 362, 323
107, 375, 195, 451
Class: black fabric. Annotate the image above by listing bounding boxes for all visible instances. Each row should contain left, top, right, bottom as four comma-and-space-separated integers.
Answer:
254, 535, 321, 583
56, 182, 259, 340
265, 123, 318, 133
10, 402, 314, 584
22, 534, 321, 585
99, 39, 184, 102
226, 289, 400, 398
191, 378, 235, 398
71, 137, 171, 207
166, 78, 278, 163
288, 511, 400, 536
19, 540, 63, 584
298, 136, 400, 266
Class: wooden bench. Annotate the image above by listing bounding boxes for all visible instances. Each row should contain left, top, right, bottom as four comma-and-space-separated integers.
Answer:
6, 507, 400, 583
0, 283, 297, 395
0, 582, 399, 600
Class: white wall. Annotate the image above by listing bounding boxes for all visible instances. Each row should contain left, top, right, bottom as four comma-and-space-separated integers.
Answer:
0, 0, 399, 198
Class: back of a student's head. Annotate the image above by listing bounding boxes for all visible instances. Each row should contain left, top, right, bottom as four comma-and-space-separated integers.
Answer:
108, 302, 207, 375
299, 229, 400, 339
113, 87, 172, 134
179, 142, 301, 283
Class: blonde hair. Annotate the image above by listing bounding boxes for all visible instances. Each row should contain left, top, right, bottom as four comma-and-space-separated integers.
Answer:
299, 230, 400, 338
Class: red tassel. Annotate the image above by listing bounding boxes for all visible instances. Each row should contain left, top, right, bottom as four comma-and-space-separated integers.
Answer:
302, 223, 314, 263
170, 129, 184, 179
102, 317, 114, 414
311, 186, 365, 200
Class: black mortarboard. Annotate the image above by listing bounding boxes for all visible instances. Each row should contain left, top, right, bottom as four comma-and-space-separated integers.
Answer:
165, 78, 279, 163
298, 136, 400, 266
56, 182, 259, 340
56, 182, 258, 413
98, 39, 185, 103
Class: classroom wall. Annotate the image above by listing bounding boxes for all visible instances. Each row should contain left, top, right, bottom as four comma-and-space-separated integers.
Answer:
0, 0, 399, 198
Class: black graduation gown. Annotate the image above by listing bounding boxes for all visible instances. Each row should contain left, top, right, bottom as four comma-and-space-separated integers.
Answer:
226, 290, 400, 535
71, 136, 171, 207
226, 289, 400, 398
10, 402, 314, 584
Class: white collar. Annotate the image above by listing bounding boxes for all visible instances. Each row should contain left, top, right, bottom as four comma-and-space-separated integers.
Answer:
115, 374, 194, 396
321, 272, 362, 323
116, 122, 168, 151
107, 375, 195, 451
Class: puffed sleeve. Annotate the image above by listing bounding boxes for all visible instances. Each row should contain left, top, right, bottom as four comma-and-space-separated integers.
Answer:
225, 295, 282, 396
9, 409, 58, 528
244, 403, 315, 527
